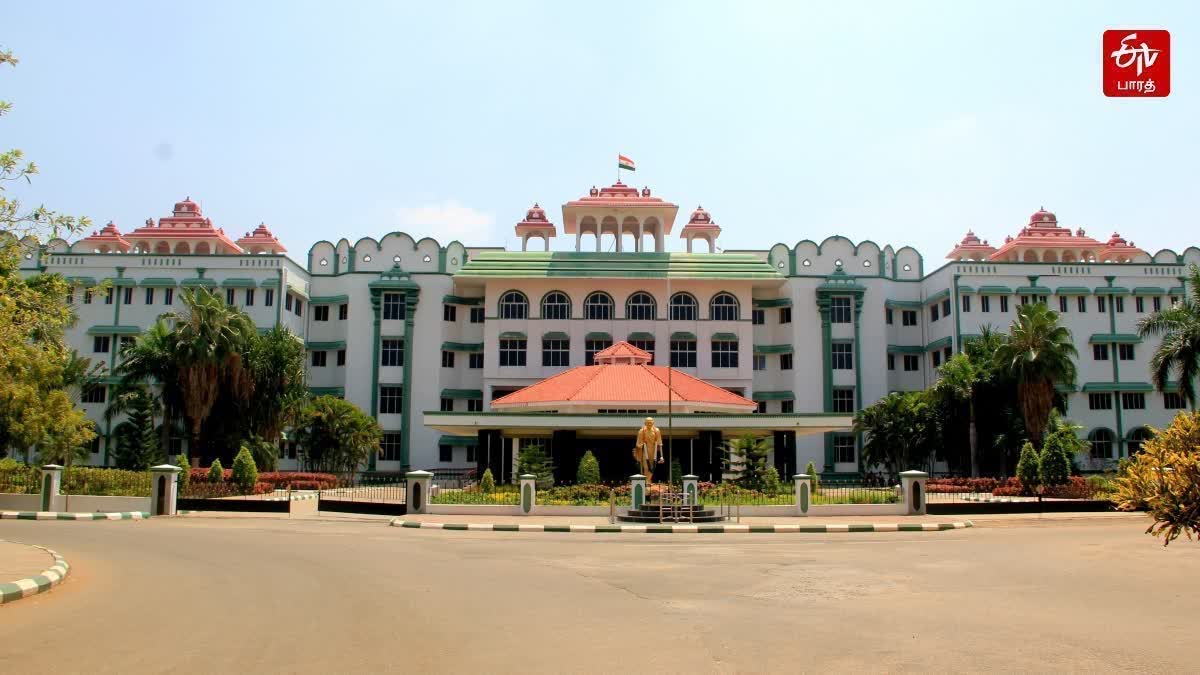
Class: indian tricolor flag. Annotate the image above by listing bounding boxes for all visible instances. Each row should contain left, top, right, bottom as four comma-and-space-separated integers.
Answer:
618, 154, 636, 171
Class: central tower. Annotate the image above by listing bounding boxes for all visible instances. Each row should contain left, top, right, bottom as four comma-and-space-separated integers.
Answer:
560, 182, 680, 253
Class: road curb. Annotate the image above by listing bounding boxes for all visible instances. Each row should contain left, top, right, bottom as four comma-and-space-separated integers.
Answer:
0, 511, 148, 521
388, 519, 974, 533
0, 541, 70, 605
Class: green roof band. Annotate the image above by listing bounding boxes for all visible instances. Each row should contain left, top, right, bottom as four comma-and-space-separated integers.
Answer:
926, 289, 951, 304
977, 285, 1012, 294
104, 277, 138, 287
1054, 383, 1078, 393
1053, 286, 1091, 296
542, 331, 569, 340
180, 278, 216, 288
887, 345, 925, 355
305, 340, 346, 350
1132, 287, 1166, 296
1168, 286, 1185, 296
1088, 333, 1141, 344
64, 276, 98, 286
752, 298, 792, 308
956, 285, 974, 294
1094, 286, 1130, 295
260, 279, 281, 288
309, 294, 350, 304
670, 332, 697, 341
584, 332, 611, 341
86, 325, 142, 336
219, 278, 258, 288
438, 435, 479, 446
754, 344, 793, 354
627, 331, 655, 341
925, 336, 953, 351
1015, 286, 1051, 295
442, 295, 483, 306
441, 341, 483, 352
441, 389, 483, 399
499, 331, 527, 340
884, 299, 923, 309
711, 332, 739, 341
1080, 382, 1153, 393
138, 278, 177, 288
752, 390, 795, 401
309, 387, 345, 397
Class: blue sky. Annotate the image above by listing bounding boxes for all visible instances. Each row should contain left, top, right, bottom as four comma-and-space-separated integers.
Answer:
3, 2, 1196, 263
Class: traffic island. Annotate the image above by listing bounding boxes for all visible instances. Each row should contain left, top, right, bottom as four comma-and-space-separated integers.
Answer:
389, 518, 973, 534
0, 540, 71, 605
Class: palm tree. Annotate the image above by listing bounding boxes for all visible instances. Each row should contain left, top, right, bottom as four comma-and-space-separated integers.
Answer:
292, 396, 382, 474
244, 326, 308, 444
117, 319, 183, 460
853, 392, 940, 478
994, 302, 1078, 448
934, 325, 1006, 477
1137, 263, 1200, 409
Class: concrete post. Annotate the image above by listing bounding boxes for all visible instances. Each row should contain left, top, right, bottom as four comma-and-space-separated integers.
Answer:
406, 470, 433, 514
793, 473, 813, 516
630, 474, 647, 510
900, 470, 929, 515
149, 464, 181, 516
682, 474, 699, 506
519, 473, 536, 515
40, 464, 63, 512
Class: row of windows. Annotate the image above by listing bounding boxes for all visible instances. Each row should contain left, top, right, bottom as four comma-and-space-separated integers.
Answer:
443, 304, 486, 323
312, 303, 349, 322
310, 349, 347, 367
1089, 427, 1155, 459
1092, 344, 1136, 361
439, 398, 483, 412
752, 354, 794, 370
495, 338, 746, 368
441, 351, 485, 369
755, 400, 796, 413
751, 307, 792, 325
886, 353, 922, 372
497, 291, 741, 321
1085, 391, 1186, 411
885, 309, 919, 326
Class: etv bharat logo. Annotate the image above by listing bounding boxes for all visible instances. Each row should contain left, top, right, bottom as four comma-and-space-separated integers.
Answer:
1104, 30, 1170, 97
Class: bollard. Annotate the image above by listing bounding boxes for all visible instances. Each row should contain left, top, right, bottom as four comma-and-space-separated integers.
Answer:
406, 470, 434, 514
149, 464, 181, 516
40, 464, 63, 512
793, 473, 813, 517
630, 474, 647, 510
519, 473, 536, 515
682, 474, 699, 506
900, 470, 929, 515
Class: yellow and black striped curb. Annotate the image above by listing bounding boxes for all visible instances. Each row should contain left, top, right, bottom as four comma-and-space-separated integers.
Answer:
389, 519, 974, 534
0, 541, 70, 605
0, 511, 148, 521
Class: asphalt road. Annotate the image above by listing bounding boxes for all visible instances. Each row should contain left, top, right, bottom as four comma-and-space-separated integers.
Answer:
0, 514, 1195, 673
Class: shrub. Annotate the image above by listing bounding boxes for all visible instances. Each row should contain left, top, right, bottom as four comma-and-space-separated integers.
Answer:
208, 459, 224, 483
1016, 442, 1040, 494
517, 444, 554, 489
1038, 439, 1071, 488
231, 447, 259, 494
670, 457, 683, 486
480, 468, 495, 493
805, 460, 819, 495
926, 477, 1004, 493
762, 466, 782, 495
576, 451, 601, 485
244, 437, 279, 472
175, 454, 191, 493
1115, 411, 1200, 545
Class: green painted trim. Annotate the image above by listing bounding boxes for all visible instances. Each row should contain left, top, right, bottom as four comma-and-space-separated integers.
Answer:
886, 344, 925, 355
400, 292, 420, 471
883, 299, 923, 310
1108, 295, 1125, 456
752, 297, 792, 308
219, 277, 258, 288
441, 341, 484, 352
368, 288, 383, 470
441, 389, 483, 399
103, 276, 138, 287
1168, 285, 1186, 296
976, 285, 1012, 294
438, 435, 479, 446
753, 344, 793, 354
1132, 286, 1166, 295
305, 340, 346, 350
853, 293, 864, 411
1015, 286, 1051, 295
442, 294, 483, 306
925, 289, 951, 304
541, 331, 569, 340
1088, 333, 1141, 344
711, 332, 738, 341
273, 270, 283, 328
309, 294, 350, 304
669, 331, 697, 340
63, 275, 97, 286
308, 386, 345, 397
179, 278, 217, 288
455, 251, 783, 280
137, 277, 177, 288
261, 278, 281, 288
952, 275, 963, 352
956, 285, 974, 294
1094, 286, 1130, 295
1053, 286, 1091, 296
1054, 383, 1078, 393
752, 390, 795, 401
86, 325, 142, 336
627, 331, 655, 341
925, 336, 953, 351
500, 331, 528, 340
1080, 382, 1153, 393
584, 331, 611, 340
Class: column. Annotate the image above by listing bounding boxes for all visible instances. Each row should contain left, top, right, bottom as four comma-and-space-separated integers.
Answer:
900, 470, 928, 515
40, 464, 63, 512
399, 294, 420, 471
406, 470, 433, 514
150, 464, 181, 516
793, 473, 812, 516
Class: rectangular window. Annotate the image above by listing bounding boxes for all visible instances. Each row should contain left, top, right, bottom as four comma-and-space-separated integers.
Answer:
756, 401, 767, 414
670, 340, 697, 368
265, 289, 274, 307
470, 307, 485, 324
1097, 296, 1107, 313
145, 288, 155, 305
944, 346, 952, 363
1115, 296, 1125, 313
779, 307, 792, 324
245, 289, 255, 307
781, 400, 794, 414
339, 303, 348, 320
1122, 392, 1145, 410
313, 305, 330, 322
1118, 344, 1135, 361
1164, 392, 1186, 409
443, 304, 457, 322
753, 354, 766, 371
831, 342, 853, 370
711, 340, 738, 368
1038, 295, 1048, 305
310, 351, 327, 367
980, 296, 990, 313
584, 339, 612, 366
382, 293, 405, 320
469, 352, 484, 369
90, 436, 102, 455
442, 351, 455, 368
1153, 296, 1162, 312
962, 295, 971, 313
780, 353, 793, 370
226, 288, 236, 305
1135, 297, 1144, 313
104, 288, 114, 305
164, 288, 174, 305
379, 387, 403, 414
499, 339, 527, 367
902, 310, 918, 326
337, 349, 346, 366
542, 339, 569, 367
932, 350, 942, 368
751, 309, 764, 325
83, 289, 93, 305
381, 339, 405, 367
930, 304, 939, 322
887, 353, 895, 370
942, 298, 951, 316
120, 335, 135, 352
466, 445, 476, 463
1058, 296, 1067, 313
93, 335, 110, 354
440, 397, 454, 412
832, 388, 855, 413
999, 296, 1009, 312
439, 445, 453, 463
81, 385, 106, 404
885, 308, 893, 325
1088, 392, 1113, 410
903, 354, 919, 371
381, 433, 403, 461
122, 287, 133, 304
467, 399, 483, 412
66, 289, 74, 305
294, 299, 303, 317
1093, 344, 1109, 361
833, 435, 855, 464
1020, 295, 1030, 306
1077, 296, 1086, 313
830, 297, 851, 324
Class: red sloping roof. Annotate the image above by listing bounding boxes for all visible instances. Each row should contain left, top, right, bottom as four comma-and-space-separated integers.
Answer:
491, 363, 756, 411
593, 341, 652, 361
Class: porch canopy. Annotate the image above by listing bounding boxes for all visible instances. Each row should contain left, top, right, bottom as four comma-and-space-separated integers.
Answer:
423, 410, 854, 438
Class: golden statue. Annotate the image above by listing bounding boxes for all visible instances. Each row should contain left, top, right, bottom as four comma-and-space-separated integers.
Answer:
633, 417, 664, 484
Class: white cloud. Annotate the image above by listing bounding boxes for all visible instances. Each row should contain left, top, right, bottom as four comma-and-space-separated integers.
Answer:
395, 201, 496, 243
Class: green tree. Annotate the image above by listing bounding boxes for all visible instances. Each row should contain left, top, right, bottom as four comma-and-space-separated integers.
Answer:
243, 436, 279, 472
670, 456, 683, 486
1114, 411, 1200, 546
108, 386, 160, 470
292, 396, 383, 474
804, 460, 820, 495
517, 444, 554, 489
853, 392, 940, 478
1137, 263, 1200, 409
722, 434, 773, 490
231, 446, 259, 494
1038, 432, 1071, 488
479, 468, 496, 493
243, 326, 307, 443
933, 353, 982, 476
116, 320, 184, 461
208, 459, 224, 483
576, 450, 601, 485
1016, 442, 1040, 494
994, 303, 1078, 448
176, 453, 191, 493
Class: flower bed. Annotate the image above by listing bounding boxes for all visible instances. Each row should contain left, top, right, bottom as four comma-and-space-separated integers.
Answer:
925, 477, 1007, 494
180, 481, 273, 498
186, 469, 337, 490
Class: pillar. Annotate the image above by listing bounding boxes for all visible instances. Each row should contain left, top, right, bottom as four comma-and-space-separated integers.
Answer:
406, 470, 433, 514
630, 474, 647, 510
682, 474, 698, 506
519, 473, 536, 515
150, 464, 181, 516
40, 464, 63, 512
793, 473, 812, 517
900, 470, 928, 515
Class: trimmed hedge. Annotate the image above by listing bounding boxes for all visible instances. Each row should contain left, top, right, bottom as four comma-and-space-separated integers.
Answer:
187, 470, 337, 490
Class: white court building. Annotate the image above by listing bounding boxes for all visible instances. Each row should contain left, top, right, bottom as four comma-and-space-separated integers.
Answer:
16, 185, 1199, 480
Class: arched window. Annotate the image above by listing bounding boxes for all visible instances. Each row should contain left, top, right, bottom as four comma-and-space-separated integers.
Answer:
1127, 427, 1154, 455
625, 292, 656, 320
498, 291, 528, 319
584, 292, 614, 320
1088, 428, 1115, 460
670, 292, 698, 321
540, 291, 571, 320
710, 292, 739, 321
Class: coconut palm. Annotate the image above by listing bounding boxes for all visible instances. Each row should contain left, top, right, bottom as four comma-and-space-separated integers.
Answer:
934, 325, 1006, 477
994, 302, 1078, 447
1137, 263, 1200, 409
243, 325, 307, 444
117, 319, 183, 459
